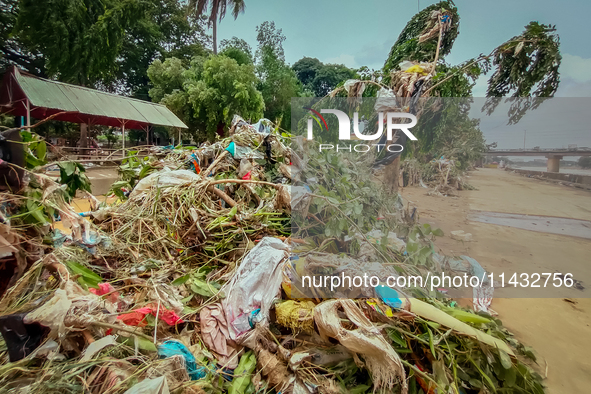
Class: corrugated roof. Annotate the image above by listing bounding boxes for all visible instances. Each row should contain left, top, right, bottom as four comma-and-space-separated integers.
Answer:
0, 67, 187, 129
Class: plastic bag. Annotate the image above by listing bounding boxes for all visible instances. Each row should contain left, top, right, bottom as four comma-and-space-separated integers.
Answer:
374, 87, 398, 113
118, 305, 183, 327
200, 303, 240, 369
238, 159, 253, 179
343, 79, 366, 97
251, 118, 273, 135
314, 299, 407, 392
0, 313, 46, 361
123, 376, 170, 394
158, 340, 206, 380
225, 141, 264, 160
81, 335, 118, 362
130, 169, 201, 198
222, 237, 289, 340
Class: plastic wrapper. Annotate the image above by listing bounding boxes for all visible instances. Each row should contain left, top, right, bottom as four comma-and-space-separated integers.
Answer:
222, 237, 289, 341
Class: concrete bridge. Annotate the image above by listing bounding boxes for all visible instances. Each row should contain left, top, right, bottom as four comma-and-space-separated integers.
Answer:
483, 148, 591, 172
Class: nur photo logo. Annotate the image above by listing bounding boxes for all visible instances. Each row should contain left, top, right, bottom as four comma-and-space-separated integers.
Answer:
304, 107, 418, 152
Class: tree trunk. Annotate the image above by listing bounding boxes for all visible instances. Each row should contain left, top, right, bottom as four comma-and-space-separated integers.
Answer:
80, 123, 88, 148
212, 18, 217, 54
384, 156, 401, 194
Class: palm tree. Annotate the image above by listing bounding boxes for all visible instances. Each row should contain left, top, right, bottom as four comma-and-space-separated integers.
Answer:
190, 0, 246, 54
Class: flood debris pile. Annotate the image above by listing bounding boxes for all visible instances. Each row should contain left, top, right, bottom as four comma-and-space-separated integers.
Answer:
0, 117, 544, 394
401, 158, 475, 196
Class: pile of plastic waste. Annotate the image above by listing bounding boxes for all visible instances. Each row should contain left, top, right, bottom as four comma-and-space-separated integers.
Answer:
0, 116, 545, 394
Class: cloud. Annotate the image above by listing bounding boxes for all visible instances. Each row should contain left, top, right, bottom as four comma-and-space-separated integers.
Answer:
323, 54, 358, 68
556, 78, 591, 97
353, 39, 395, 70
560, 54, 591, 83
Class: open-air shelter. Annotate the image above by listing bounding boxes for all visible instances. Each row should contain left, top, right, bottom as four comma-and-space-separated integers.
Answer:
0, 66, 187, 149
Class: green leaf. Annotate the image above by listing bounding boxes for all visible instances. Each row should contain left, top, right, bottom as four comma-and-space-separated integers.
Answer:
427, 327, 436, 358
498, 349, 513, 370
172, 274, 191, 286
432, 228, 444, 237
190, 278, 215, 298
65, 261, 102, 288
504, 365, 516, 387
36, 141, 47, 160
20, 131, 33, 142
118, 336, 157, 352
386, 328, 407, 348
59, 162, 77, 176
227, 205, 238, 219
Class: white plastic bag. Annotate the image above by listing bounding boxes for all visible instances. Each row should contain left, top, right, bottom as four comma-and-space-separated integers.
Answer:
222, 237, 289, 340
124, 376, 170, 394
130, 169, 201, 198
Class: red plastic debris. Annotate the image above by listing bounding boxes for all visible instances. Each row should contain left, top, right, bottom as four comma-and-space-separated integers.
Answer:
89, 282, 119, 303
117, 304, 184, 327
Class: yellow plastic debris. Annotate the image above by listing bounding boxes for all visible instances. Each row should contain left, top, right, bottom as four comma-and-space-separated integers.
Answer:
404, 64, 428, 75
276, 300, 315, 332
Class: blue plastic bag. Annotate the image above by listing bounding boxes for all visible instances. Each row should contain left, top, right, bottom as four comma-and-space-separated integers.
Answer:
375, 285, 404, 309
158, 340, 206, 380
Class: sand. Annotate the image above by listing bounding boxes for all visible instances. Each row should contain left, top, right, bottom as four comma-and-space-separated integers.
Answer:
402, 168, 591, 393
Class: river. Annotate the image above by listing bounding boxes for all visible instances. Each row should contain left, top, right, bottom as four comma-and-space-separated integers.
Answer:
509, 165, 591, 175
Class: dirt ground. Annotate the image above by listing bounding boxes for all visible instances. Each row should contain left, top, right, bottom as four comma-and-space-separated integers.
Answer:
402, 168, 591, 393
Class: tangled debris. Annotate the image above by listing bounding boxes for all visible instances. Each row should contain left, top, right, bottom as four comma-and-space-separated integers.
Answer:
0, 116, 545, 394
401, 157, 475, 196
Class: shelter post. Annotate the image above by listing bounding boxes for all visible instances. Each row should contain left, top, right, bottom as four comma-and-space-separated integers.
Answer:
25, 98, 30, 127
122, 122, 126, 151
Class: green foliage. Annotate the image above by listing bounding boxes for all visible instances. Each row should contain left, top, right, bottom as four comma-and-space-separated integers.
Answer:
255, 22, 301, 129
293, 57, 323, 86
15, 0, 144, 86
0, 0, 46, 75
579, 156, 591, 169
294, 149, 389, 240
383, 1, 460, 80
148, 54, 264, 142
483, 22, 561, 123
103, 128, 119, 148
255, 21, 285, 61
20, 130, 47, 169
293, 57, 357, 96
385, 314, 546, 394
113, 0, 210, 98
430, 62, 482, 97
220, 36, 253, 64
3, 0, 209, 98
65, 260, 101, 289
221, 47, 252, 66
20, 187, 52, 225
408, 99, 486, 169
57, 161, 92, 202
110, 153, 156, 199
172, 268, 221, 300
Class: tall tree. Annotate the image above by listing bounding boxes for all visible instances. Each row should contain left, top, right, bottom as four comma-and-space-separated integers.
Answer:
0, 0, 46, 75
255, 21, 300, 129
14, 0, 144, 87
292, 57, 356, 96
110, 0, 210, 99
220, 36, 253, 64
189, 0, 245, 55
148, 54, 264, 142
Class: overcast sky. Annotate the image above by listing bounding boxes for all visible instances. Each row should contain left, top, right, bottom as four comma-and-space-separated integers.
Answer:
216, 0, 590, 150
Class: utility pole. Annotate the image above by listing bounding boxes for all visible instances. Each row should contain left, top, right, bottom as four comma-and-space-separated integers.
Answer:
523, 129, 527, 150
